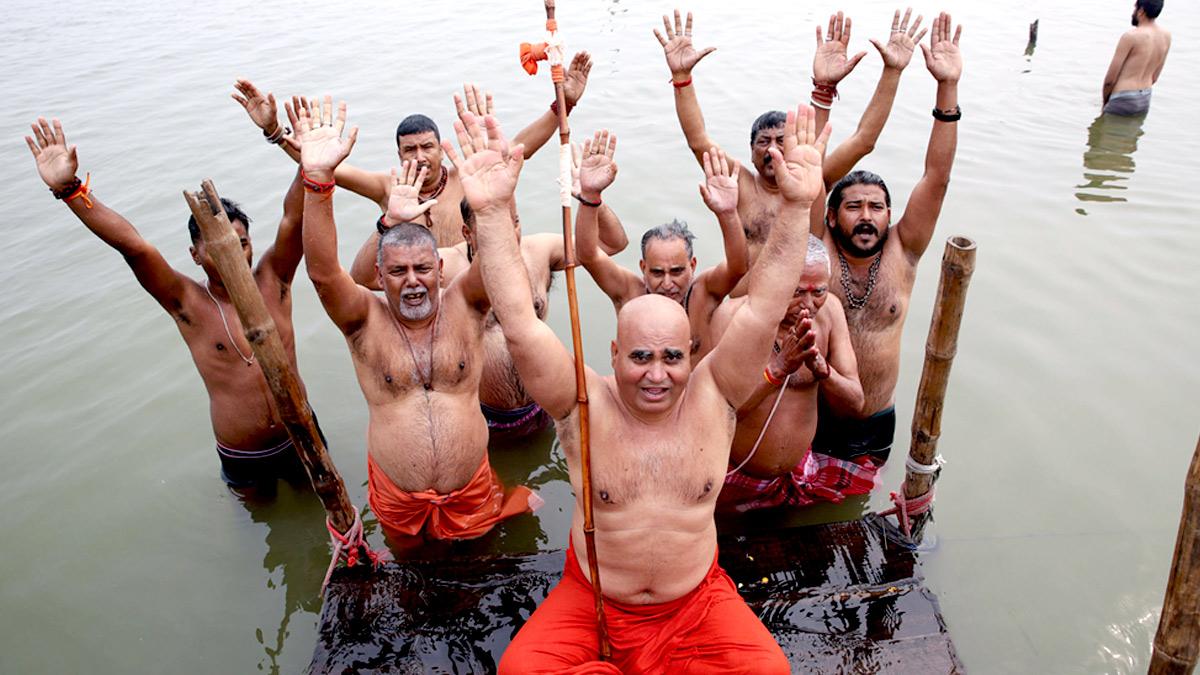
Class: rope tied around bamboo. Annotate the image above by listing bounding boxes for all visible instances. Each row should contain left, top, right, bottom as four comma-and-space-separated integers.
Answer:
880, 235, 976, 542
182, 180, 389, 593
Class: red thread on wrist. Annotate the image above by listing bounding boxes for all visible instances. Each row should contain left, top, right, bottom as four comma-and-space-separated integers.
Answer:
811, 79, 838, 108
672, 77, 693, 89
764, 366, 783, 387
574, 193, 602, 208
301, 169, 335, 194
550, 99, 577, 117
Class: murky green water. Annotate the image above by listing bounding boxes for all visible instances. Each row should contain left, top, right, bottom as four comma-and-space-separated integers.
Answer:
2, 1, 1198, 672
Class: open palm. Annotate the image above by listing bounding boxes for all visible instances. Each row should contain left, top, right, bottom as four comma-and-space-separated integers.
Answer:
772, 107, 831, 205
654, 10, 716, 77
578, 130, 618, 195
25, 118, 78, 189
446, 113, 524, 213
813, 13, 866, 85
386, 162, 434, 224
922, 13, 963, 83
295, 97, 357, 175
699, 147, 738, 215
871, 9, 926, 70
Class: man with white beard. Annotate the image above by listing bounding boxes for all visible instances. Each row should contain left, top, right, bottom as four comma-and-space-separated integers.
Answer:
297, 96, 540, 542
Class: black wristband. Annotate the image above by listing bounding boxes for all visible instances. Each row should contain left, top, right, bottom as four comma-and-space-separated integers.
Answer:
376, 214, 389, 235
51, 177, 82, 200
573, 193, 602, 208
932, 105, 962, 122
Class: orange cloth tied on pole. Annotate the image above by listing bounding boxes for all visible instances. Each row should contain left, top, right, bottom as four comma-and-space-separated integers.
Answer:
520, 42, 549, 75
367, 452, 542, 540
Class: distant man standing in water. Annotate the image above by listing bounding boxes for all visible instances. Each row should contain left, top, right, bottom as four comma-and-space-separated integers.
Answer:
25, 117, 311, 495
293, 97, 539, 542
809, 12, 962, 500
1102, 0, 1171, 116
453, 104, 828, 672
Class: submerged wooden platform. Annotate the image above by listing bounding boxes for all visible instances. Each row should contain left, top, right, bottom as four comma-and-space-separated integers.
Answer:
312, 514, 962, 673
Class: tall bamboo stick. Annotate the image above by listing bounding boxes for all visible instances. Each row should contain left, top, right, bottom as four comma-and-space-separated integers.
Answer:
1148, 434, 1200, 675
182, 180, 357, 536
533, 0, 611, 659
901, 235, 976, 541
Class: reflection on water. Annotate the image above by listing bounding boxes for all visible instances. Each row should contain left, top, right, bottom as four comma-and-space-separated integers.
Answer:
238, 484, 328, 673
1075, 111, 1149, 210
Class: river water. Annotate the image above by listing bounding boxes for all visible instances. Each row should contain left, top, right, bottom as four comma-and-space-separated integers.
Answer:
2, 1, 1197, 672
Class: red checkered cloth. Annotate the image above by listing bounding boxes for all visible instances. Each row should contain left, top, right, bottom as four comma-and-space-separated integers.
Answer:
719, 451, 884, 513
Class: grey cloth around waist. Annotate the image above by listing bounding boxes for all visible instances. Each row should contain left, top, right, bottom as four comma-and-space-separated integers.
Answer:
1104, 88, 1152, 116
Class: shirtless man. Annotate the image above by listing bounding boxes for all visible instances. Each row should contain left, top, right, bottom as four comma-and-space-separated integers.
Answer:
575, 135, 748, 359
294, 97, 539, 541
345, 158, 627, 441
658, 8, 927, 260
448, 104, 828, 671
1102, 0, 1171, 116
233, 53, 595, 246
26, 118, 311, 495
809, 12, 963, 497
712, 236, 863, 512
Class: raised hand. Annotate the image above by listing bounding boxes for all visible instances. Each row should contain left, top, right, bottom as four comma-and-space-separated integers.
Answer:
813, 12, 867, 85
563, 51, 593, 106
921, 12, 963, 83
653, 9, 716, 78
769, 105, 831, 205
294, 95, 358, 179
280, 96, 312, 151
455, 83, 494, 119
869, 8, 927, 71
25, 117, 78, 191
578, 130, 618, 197
384, 160, 437, 227
442, 112, 525, 213
698, 147, 738, 215
232, 79, 280, 132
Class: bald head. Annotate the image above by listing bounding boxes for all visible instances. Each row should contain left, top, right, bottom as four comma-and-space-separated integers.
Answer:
617, 295, 689, 347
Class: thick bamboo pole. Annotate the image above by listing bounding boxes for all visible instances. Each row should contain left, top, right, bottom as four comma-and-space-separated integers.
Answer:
182, 180, 357, 535
1148, 434, 1200, 675
541, 0, 610, 659
901, 236, 976, 540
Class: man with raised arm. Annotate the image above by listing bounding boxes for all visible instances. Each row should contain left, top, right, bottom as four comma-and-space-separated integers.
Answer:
710, 236, 864, 512
233, 55, 596, 247
446, 103, 827, 672
574, 136, 748, 359
656, 8, 925, 256
806, 13, 963, 498
293, 97, 539, 541
25, 118, 312, 495
1102, 0, 1171, 116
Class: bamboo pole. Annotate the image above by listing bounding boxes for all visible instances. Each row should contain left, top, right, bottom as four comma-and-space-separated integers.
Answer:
182, 181, 357, 536
534, 0, 611, 659
901, 236, 976, 541
1148, 434, 1200, 675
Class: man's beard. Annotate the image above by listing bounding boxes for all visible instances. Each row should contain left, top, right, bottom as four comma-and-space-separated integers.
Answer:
396, 284, 435, 321
831, 222, 888, 258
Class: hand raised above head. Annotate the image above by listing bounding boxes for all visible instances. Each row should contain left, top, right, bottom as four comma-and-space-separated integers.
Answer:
25, 117, 78, 191
455, 83, 494, 120
921, 12, 963, 83
768, 105, 831, 205
578, 130, 617, 197
653, 9, 716, 78
441, 112, 525, 214
813, 12, 867, 85
384, 160, 437, 227
870, 8, 927, 71
231, 79, 279, 132
699, 146, 739, 216
294, 95, 358, 180
563, 51, 593, 106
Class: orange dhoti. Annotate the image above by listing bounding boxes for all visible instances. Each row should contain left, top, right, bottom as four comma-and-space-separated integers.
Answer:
498, 538, 789, 675
367, 452, 542, 540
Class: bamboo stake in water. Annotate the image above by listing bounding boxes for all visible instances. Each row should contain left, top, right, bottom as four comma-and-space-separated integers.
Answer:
182, 180, 357, 536
1148, 434, 1200, 675
902, 236, 976, 541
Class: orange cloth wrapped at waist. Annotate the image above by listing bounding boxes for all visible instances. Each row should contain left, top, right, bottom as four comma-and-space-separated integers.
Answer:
367, 451, 542, 540
498, 537, 789, 674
